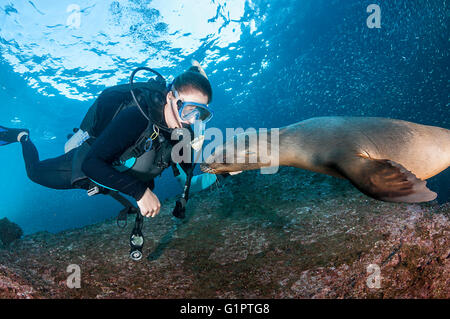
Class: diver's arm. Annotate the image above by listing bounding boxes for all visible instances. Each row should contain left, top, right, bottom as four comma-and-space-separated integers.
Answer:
81, 107, 149, 201
173, 163, 225, 193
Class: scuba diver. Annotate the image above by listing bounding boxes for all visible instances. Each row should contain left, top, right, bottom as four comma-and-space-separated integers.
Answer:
0, 61, 226, 260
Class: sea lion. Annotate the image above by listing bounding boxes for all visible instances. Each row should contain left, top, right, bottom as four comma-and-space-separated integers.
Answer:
200, 117, 450, 203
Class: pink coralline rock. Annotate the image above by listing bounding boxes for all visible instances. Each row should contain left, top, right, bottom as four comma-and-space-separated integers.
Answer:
0, 217, 23, 247
0, 265, 37, 299
0, 168, 448, 298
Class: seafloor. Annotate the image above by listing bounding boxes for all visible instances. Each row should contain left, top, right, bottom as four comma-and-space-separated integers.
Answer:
0, 167, 449, 298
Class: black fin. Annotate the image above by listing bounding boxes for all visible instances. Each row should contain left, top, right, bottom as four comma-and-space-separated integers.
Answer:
335, 155, 437, 203
0, 126, 29, 146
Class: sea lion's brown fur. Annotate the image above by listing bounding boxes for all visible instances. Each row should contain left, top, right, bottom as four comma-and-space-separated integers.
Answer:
201, 117, 450, 203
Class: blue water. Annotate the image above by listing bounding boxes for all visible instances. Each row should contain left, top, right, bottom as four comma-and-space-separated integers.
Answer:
0, 0, 448, 234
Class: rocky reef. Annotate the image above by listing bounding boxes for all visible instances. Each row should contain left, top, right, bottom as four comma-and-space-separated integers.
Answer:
0, 167, 448, 298
0, 217, 23, 248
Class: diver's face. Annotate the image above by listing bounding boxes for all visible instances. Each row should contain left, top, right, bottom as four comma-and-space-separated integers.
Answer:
164, 89, 208, 129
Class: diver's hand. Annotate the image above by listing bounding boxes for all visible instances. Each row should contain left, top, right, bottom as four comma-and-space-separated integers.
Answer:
136, 188, 161, 218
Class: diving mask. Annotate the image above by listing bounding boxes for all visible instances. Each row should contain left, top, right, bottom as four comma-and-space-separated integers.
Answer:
173, 90, 213, 123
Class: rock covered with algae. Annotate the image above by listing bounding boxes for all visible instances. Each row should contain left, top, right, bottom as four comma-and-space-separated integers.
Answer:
0, 217, 23, 247
0, 167, 448, 298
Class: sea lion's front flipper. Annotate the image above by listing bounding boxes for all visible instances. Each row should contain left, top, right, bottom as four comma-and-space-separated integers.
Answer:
335, 155, 437, 203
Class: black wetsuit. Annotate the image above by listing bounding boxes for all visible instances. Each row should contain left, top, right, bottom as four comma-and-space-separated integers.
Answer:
20, 84, 171, 201
81, 106, 152, 200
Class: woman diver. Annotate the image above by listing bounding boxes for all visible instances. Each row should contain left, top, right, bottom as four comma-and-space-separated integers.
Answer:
0, 62, 222, 220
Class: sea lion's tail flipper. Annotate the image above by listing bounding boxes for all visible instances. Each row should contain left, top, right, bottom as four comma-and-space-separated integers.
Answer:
335, 155, 437, 203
